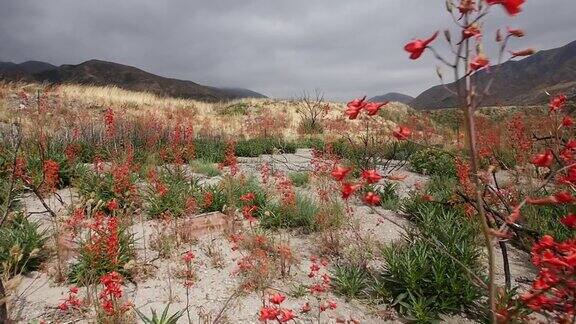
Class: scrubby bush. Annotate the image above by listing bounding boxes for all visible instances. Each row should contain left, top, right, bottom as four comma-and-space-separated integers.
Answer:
408, 147, 456, 178
288, 171, 309, 187
0, 213, 47, 278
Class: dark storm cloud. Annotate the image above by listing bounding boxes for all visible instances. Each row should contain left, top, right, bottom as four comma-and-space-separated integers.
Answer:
1, 0, 574, 100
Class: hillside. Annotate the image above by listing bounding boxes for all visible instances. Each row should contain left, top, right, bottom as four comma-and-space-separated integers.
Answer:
0, 59, 266, 101
369, 92, 414, 104
411, 40, 576, 109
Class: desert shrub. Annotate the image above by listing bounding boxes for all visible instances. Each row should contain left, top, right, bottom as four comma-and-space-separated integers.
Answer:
0, 213, 47, 278
382, 141, 419, 161
69, 218, 136, 285
296, 137, 325, 151
522, 203, 574, 242
260, 194, 319, 231
298, 117, 324, 135
216, 102, 250, 116
144, 169, 198, 218
385, 199, 483, 320
189, 159, 221, 177
25, 142, 75, 188
408, 147, 456, 178
331, 263, 369, 299
194, 137, 226, 163
423, 175, 458, 202
197, 184, 228, 213
288, 171, 309, 187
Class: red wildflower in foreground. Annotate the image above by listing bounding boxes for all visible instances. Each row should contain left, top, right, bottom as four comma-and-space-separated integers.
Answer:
99, 271, 125, 316
364, 101, 387, 116
269, 293, 286, 305
363, 192, 381, 205
393, 126, 411, 140
470, 55, 490, 71
462, 25, 481, 40
259, 306, 279, 321
341, 183, 361, 199
549, 94, 567, 112
345, 96, 367, 119
560, 213, 576, 229
507, 27, 525, 37
404, 31, 438, 60
106, 199, 119, 211
331, 165, 351, 181
562, 116, 574, 127
361, 169, 382, 184
486, 0, 525, 16
531, 149, 554, 168
526, 191, 575, 205
510, 48, 535, 58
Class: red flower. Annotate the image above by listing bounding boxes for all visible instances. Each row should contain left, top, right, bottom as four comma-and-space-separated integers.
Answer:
549, 94, 567, 112
531, 150, 554, 168
404, 31, 438, 60
363, 192, 381, 205
364, 102, 388, 116
300, 302, 311, 313
507, 27, 525, 37
259, 307, 279, 321
331, 165, 351, 181
278, 309, 296, 322
240, 192, 256, 202
269, 293, 286, 305
328, 300, 337, 310
470, 55, 490, 71
393, 126, 412, 140
361, 170, 382, 184
486, 0, 525, 16
341, 183, 361, 199
510, 48, 535, 58
182, 251, 195, 263
462, 25, 481, 40
345, 96, 367, 119
106, 199, 119, 211
560, 213, 576, 229
562, 116, 574, 127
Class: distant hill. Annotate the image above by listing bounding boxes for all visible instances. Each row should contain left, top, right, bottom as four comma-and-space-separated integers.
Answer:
369, 92, 414, 104
411, 40, 576, 109
0, 59, 266, 101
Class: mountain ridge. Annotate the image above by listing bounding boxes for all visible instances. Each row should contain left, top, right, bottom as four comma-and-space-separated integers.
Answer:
0, 59, 266, 101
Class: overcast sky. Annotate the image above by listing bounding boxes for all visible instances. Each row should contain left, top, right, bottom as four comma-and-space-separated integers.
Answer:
1, 0, 574, 100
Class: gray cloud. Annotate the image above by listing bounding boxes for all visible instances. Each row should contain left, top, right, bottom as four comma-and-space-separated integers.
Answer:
1, 0, 574, 100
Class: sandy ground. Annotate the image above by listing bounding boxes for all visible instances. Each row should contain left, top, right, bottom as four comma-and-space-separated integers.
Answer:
6, 151, 536, 323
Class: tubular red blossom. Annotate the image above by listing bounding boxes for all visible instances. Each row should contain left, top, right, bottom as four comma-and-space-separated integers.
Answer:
341, 183, 361, 199
526, 191, 574, 205
331, 165, 351, 181
393, 126, 412, 140
507, 27, 525, 37
486, 0, 525, 16
560, 213, 576, 229
462, 25, 482, 40
259, 307, 280, 321
549, 94, 568, 112
562, 116, 574, 127
269, 293, 286, 305
404, 31, 439, 60
364, 101, 388, 116
505, 206, 521, 224
363, 192, 381, 205
183, 251, 195, 262
470, 55, 490, 71
510, 48, 535, 58
300, 302, 311, 313
361, 170, 383, 184
345, 96, 367, 119
240, 192, 256, 202
531, 149, 554, 168
278, 309, 296, 322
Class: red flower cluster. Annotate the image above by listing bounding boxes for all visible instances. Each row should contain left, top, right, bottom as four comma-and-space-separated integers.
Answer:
99, 271, 130, 316
345, 96, 388, 119
58, 286, 82, 312
521, 236, 576, 320
549, 94, 568, 112
486, 0, 525, 16
103, 107, 116, 139
259, 293, 295, 323
42, 159, 60, 194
